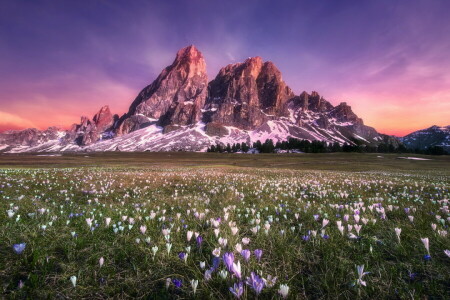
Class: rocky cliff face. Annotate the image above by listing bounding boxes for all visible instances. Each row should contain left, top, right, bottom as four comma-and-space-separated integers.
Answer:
116, 45, 208, 135
0, 45, 401, 153
203, 57, 294, 129
65, 105, 115, 146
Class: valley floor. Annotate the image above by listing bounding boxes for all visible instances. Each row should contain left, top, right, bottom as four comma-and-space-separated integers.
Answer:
0, 153, 449, 299
1, 152, 449, 173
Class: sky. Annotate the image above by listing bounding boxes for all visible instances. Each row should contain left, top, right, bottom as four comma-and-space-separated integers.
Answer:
0, 0, 449, 136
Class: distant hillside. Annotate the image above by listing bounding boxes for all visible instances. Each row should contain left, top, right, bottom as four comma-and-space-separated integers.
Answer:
400, 125, 450, 152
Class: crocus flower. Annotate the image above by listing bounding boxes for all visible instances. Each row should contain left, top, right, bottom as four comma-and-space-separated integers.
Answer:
204, 268, 213, 281
231, 261, 242, 279
190, 279, 198, 294
229, 281, 244, 299
278, 284, 289, 298
444, 250, 450, 258
394, 228, 401, 243
140, 225, 147, 234
196, 236, 203, 246
355, 265, 369, 286
263, 275, 278, 287
421, 238, 430, 254
99, 257, 104, 268
354, 224, 362, 235
254, 249, 263, 261
212, 248, 221, 257
246, 272, 265, 295
70, 276, 77, 287
179, 252, 188, 263
241, 249, 251, 262
187, 231, 193, 241
219, 270, 228, 279
223, 252, 235, 271
172, 278, 182, 288
13, 243, 26, 254
212, 256, 220, 270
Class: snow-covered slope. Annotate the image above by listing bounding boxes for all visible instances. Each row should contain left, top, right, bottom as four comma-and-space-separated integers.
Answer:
2, 117, 389, 153
400, 125, 450, 151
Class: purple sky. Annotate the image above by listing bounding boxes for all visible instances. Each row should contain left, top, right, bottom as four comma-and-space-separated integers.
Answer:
1, 0, 449, 135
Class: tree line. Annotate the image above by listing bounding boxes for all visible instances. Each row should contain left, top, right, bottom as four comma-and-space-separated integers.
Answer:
206, 137, 448, 155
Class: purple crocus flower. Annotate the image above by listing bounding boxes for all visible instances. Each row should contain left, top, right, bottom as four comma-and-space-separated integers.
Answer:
196, 236, 203, 246
229, 281, 244, 299
254, 249, 263, 261
246, 272, 265, 295
241, 249, 251, 262
223, 252, 235, 271
302, 235, 310, 241
13, 243, 26, 254
178, 252, 186, 261
172, 278, 182, 288
212, 256, 221, 270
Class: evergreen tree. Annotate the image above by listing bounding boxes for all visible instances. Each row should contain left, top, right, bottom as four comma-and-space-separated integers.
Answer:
241, 142, 249, 153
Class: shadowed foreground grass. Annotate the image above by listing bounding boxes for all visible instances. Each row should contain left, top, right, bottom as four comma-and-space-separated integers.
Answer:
0, 153, 449, 299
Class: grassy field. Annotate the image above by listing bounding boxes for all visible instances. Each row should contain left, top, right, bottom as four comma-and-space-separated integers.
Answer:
0, 153, 449, 299
1, 152, 449, 172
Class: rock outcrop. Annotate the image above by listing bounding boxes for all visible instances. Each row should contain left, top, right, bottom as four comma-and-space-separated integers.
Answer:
116, 45, 208, 135
204, 57, 294, 129
65, 105, 115, 146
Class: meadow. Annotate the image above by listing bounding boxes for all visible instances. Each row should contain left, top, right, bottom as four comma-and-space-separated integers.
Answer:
0, 153, 449, 299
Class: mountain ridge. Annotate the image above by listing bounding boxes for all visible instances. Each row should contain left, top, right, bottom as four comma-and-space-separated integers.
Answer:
400, 125, 450, 152
1, 45, 405, 153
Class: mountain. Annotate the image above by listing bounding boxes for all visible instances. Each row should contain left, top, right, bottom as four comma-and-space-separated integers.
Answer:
400, 125, 450, 152
0, 45, 399, 153
64, 105, 117, 146
116, 45, 208, 135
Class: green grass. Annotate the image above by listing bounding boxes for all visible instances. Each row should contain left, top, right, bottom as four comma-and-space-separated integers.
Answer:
0, 153, 449, 299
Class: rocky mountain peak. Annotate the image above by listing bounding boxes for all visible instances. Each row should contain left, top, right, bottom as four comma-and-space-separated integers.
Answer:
65, 105, 115, 146
205, 56, 294, 129
243, 56, 263, 78
116, 45, 208, 134
92, 105, 113, 131
329, 102, 363, 125
173, 45, 206, 77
